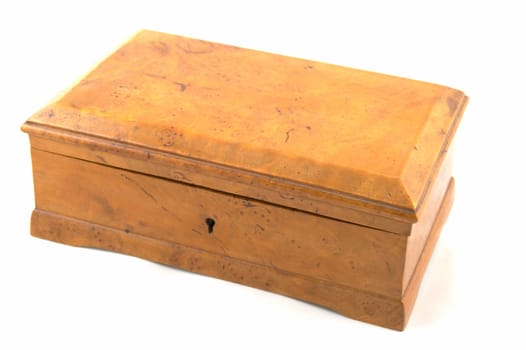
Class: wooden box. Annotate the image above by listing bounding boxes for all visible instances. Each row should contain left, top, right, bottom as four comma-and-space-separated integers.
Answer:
21, 30, 467, 330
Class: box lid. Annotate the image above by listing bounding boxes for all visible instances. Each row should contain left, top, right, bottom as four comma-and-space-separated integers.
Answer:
22, 30, 467, 228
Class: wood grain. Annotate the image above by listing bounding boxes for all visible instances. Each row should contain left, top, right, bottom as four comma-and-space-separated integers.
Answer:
402, 178, 455, 323
28, 173, 454, 331
25, 131, 413, 234
402, 142, 454, 290
23, 29, 467, 223
21, 30, 467, 330
31, 148, 406, 299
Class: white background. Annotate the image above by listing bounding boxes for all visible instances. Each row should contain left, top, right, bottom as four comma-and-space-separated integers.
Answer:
1, 1, 525, 348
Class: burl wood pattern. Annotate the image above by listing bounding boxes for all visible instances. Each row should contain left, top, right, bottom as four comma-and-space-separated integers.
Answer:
31, 149, 407, 299
25, 30, 467, 223
29, 154, 455, 330
22, 30, 467, 330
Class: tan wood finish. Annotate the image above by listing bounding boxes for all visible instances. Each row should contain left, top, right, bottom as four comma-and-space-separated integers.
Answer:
31, 148, 406, 299
23, 29, 467, 224
24, 130, 413, 234
28, 177, 454, 331
22, 30, 467, 330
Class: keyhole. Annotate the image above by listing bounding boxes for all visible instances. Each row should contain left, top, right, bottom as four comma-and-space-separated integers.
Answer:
205, 218, 215, 234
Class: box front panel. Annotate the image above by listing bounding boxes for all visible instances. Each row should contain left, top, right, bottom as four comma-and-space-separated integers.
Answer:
31, 148, 406, 299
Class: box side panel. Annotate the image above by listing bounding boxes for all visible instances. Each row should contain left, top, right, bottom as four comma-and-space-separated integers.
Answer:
403, 146, 454, 291
402, 178, 455, 328
30, 146, 406, 299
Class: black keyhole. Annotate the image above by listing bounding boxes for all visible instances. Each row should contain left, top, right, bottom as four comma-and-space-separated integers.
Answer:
205, 218, 215, 234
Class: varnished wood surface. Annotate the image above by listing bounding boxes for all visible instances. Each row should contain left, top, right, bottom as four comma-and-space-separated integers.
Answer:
31, 148, 406, 299
25, 128, 414, 234
402, 178, 455, 323
21, 30, 467, 330
23, 29, 467, 222
403, 145, 454, 289
28, 173, 454, 331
